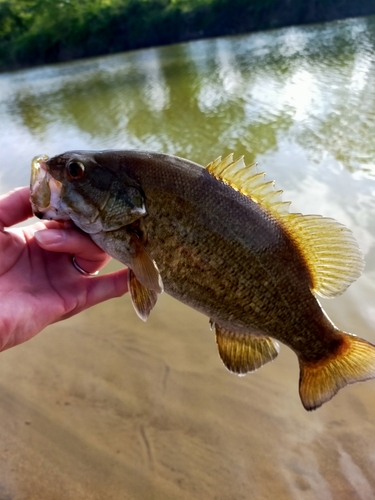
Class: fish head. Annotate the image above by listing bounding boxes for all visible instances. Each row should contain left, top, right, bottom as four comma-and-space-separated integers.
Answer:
30, 151, 146, 234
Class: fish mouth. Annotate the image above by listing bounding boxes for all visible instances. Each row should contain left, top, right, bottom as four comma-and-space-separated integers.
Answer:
30, 155, 67, 220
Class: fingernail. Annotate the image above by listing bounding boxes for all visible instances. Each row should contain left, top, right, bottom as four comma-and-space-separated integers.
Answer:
34, 230, 64, 245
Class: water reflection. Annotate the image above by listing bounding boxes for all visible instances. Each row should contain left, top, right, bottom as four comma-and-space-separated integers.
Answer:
2, 15, 375, 192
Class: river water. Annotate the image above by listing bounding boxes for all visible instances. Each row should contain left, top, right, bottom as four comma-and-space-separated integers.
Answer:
1, 15, 375, 500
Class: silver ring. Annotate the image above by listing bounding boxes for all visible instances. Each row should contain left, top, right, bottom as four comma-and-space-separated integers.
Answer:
72, 255, 99, 277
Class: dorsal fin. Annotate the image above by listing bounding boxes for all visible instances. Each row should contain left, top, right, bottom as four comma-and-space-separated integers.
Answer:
284, 213, 364, 298
206, 155, 291, 216
206, 155, 364, 298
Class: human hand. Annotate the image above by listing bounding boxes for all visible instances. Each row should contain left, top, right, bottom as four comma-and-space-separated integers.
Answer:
0, 187, 128, 351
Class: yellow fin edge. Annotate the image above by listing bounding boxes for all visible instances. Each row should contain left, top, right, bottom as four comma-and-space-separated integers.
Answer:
214, 323, 279, 374
299, 333, 375, 411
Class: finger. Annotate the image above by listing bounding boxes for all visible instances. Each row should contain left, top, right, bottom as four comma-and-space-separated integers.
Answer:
60, 268, 129, 320
0, 187, 33, 229
34, 227, 111, 273
87, 268, 129, 306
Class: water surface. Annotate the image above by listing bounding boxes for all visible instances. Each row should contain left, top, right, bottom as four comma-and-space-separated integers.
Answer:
1, 15, 375, 500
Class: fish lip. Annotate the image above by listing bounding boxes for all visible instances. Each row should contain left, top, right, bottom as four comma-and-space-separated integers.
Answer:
31, 154, 48, 177
30, 155, 49, 213
30, 154, 61, 219
33, 211, 45, 220
30, 154, 49, 190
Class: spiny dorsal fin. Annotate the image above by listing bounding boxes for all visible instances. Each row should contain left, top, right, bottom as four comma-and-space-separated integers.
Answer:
214, 322, 279, 374
206, 154, 290, 216
206, 155, 364, 298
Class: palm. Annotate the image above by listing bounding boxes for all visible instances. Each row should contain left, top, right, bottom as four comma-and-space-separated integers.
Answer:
1, 223, 83, 347
0, 188, 128, 351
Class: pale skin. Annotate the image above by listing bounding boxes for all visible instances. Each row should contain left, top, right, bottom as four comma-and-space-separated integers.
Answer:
0, 187, 129, 351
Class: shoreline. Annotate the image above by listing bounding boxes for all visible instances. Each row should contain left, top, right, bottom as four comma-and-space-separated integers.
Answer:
1, 0, 375, 72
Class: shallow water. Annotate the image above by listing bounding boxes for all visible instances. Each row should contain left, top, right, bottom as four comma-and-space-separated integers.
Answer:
1, 15, 375, 500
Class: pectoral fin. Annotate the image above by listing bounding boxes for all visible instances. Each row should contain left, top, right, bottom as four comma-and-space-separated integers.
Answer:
128, 269, 159, 321
214, 323, 279, 374
129, 234, 164, 294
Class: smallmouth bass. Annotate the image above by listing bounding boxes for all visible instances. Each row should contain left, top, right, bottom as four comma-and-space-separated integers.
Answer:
30, 150, 375, 411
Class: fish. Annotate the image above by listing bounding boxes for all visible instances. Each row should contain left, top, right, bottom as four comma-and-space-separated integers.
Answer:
29, 150, 375, 411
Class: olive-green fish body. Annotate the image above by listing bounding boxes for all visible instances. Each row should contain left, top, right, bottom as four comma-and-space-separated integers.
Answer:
101, 154, 324, 349
30, 150, 375, 410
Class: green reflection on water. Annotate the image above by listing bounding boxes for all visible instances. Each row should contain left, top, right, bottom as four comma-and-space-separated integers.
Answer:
2, 15, 375, 186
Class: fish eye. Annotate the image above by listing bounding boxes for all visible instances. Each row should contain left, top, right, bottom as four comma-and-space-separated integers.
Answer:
66, 161, 85, 179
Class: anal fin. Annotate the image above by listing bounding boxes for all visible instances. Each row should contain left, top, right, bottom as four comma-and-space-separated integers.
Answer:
128, 269, 159, 321
214, 323, 279, 374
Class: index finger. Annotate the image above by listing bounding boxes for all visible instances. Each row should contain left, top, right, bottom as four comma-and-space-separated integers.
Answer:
0, 187, 33, 229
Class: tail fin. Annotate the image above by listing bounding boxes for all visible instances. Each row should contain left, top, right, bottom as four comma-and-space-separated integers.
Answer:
299, 333, 375, 411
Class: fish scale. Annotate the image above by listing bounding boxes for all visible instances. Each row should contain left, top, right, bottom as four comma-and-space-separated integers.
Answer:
30, 150, 375, 411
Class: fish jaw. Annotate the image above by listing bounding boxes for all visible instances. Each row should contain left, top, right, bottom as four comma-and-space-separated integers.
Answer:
30, 152, 147, 234
30, 155, 70, 221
